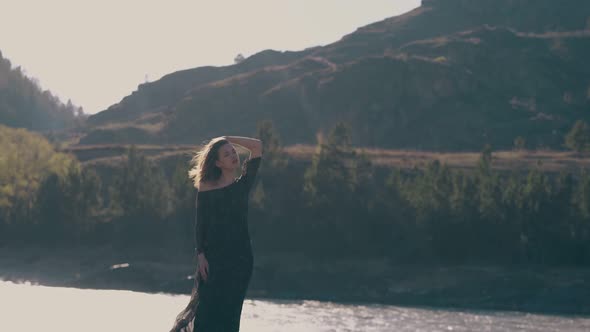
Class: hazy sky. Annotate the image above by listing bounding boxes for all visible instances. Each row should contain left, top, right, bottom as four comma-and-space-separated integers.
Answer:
1, 0, 420, 114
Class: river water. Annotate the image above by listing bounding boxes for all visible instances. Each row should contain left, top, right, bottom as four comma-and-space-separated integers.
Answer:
1, 280, 589, 332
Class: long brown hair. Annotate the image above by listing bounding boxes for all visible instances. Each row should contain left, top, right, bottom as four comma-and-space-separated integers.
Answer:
188, 137, 229, 188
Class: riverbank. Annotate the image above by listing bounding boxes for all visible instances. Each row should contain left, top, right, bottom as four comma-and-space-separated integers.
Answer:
1, 245, 589, 315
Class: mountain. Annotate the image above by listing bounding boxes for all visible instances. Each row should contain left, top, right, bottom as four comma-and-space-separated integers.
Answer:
0, 51, 83, 131
81, 0, 590, 150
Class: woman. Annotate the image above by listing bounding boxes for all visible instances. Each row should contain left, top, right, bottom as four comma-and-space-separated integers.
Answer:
170, 135, 263, 332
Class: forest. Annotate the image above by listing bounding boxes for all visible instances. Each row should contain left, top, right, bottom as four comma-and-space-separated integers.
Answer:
2, 121, 589, 266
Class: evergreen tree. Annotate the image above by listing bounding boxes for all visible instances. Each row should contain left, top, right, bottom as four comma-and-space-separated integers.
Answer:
303, 121, 358, 208
168, 157, 196, 250
574, 169, 590, 220
476, 144, 502, 222
35, 165, 101, 244
112, 146, 169, 218
513, 136, 526, 150
110, 146, 170, 244
303, 121, 376, 255
234, 53, 245, 64
565, 120, 590, 152
256, 120, 287, 167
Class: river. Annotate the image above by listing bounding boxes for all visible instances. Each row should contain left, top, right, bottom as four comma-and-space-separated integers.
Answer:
1, 281, 589, 332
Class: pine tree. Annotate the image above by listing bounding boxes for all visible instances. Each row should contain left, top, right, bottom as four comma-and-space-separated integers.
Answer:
112, 146, 169, 218
565, 120, 590, 152
255, 119, 287, 169
111, 146, 170, 244
513, 136, 526, 150
303, 121, 358, 207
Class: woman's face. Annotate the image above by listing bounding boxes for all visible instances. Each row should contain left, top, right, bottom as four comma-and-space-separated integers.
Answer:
215, 142, 239, 171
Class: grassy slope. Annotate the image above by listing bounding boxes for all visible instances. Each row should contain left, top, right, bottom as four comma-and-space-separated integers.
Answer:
62, 143, 590, 173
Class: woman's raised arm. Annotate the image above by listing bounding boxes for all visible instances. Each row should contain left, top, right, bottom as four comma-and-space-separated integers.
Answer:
222, 136, 263, 158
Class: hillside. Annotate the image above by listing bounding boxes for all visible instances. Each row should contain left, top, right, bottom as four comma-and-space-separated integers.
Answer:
59, 143, 590, 176
81, 0, 590, 150
0, 51, 82, 131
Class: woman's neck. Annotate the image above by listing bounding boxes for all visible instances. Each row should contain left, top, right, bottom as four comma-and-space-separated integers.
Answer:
217, 170, 235, 185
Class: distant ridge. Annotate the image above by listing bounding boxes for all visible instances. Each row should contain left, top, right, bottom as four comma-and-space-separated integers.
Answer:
80, 0, 590, 151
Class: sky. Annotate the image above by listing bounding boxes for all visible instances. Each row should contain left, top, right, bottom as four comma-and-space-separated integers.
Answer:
1, 0, 420, 114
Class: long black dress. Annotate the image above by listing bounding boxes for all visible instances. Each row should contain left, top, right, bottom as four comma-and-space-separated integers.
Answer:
171, 156, 262, 332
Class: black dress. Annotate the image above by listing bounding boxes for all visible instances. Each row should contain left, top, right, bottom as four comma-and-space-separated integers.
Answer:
170, 156, 262, 332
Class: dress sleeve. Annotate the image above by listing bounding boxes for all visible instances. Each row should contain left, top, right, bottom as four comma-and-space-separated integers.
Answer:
238, 156, 262, 192
194, 192, 209, 255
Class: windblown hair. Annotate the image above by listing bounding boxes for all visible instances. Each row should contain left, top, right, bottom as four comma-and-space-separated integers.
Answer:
188, 137, 229, 188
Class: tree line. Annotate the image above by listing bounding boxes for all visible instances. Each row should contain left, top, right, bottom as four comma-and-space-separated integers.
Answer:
0, 51, 83, 131
1, 121, 589, 265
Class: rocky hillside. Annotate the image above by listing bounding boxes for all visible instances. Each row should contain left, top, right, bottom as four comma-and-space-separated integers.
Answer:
82, 0, 590, 150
